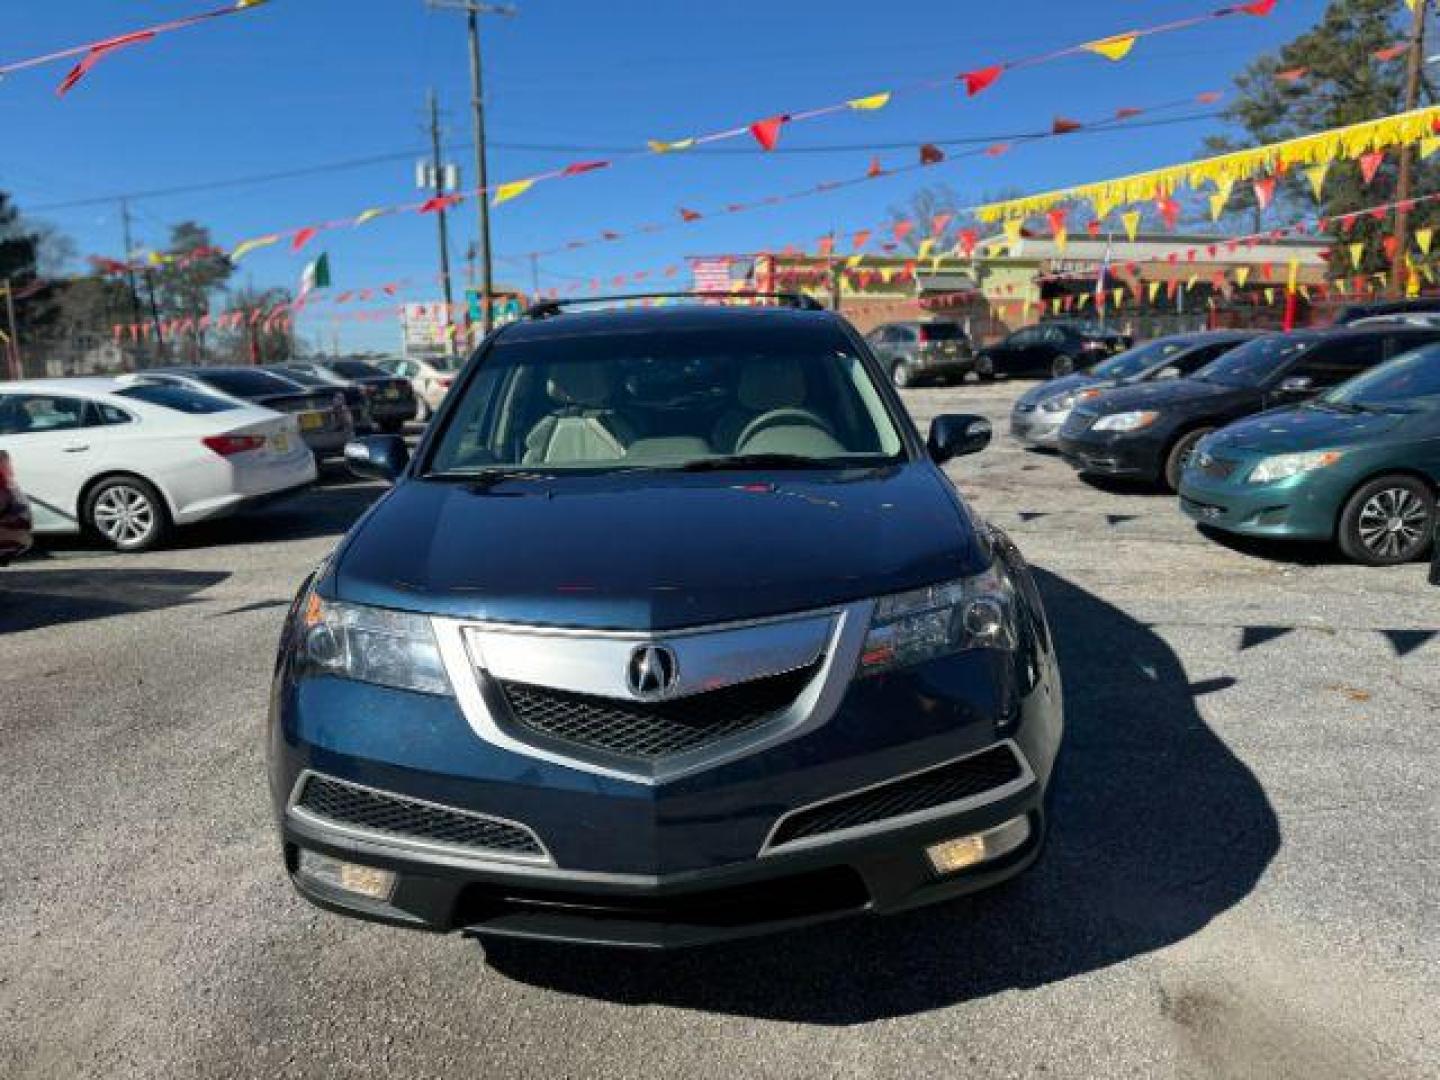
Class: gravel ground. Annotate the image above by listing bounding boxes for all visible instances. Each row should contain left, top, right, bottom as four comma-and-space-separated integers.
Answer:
2, 381, 1436, 1079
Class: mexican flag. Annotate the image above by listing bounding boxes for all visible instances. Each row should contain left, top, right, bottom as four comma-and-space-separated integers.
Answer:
300, 253, 331, 296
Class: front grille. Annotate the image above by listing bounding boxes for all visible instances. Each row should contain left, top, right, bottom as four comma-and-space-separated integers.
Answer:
295, 775, 545, 858
1181, 496, 1226, 520
767, 744, 1024, 849
1013, 402, 1036, 414
495, 662, 819, 761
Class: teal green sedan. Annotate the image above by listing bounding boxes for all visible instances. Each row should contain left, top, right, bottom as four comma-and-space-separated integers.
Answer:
1178, 344, 1440, 565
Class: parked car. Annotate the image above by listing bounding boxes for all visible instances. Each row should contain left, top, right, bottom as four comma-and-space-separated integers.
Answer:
269, 299, 1063, 949
0, 379, 315, 552
283, 359, 417, 434
0, 449, 33, 564
1057, 325, 1440, 491
864, 320, 974, 387
267, 364, 371, 431
126, 367, 351, 459
976, 320, 1130, 381
1346, 313, 1440, 329
1332, 297, 1440, 325
1010, 330, 1264, 448
1179, 343, 1440, 566
377, 356, 462, 421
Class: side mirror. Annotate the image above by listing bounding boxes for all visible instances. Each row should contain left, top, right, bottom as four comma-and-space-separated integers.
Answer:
344, 434, 410, 484
1276, 375, 1315, 396
928, 414, 992, 464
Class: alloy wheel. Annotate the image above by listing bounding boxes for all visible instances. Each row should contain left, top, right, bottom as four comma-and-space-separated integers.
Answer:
92, 484, 156, 549
1356, 487, 1429, 560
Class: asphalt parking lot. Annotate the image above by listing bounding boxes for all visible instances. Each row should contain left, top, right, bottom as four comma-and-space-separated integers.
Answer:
3, 381, 1436, 1080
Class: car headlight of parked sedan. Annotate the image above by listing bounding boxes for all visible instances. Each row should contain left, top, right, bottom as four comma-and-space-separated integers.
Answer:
1246, 449, 1346, 484
298, 595, 452, 696
857, 565, 1016, 677
1092, 410, 1160, 432
1040, 392, 1078, 413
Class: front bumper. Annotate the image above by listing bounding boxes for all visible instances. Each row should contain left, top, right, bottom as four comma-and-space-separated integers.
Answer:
367, 397, 418, 423
1010, 408, 1066, 448
1178, 468, 1340, 540
1057, 428, 1166, 481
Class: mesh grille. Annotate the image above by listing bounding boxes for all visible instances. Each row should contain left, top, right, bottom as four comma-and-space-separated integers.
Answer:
296, 775, 544, 857
496, 662, 819, 760
769, 745, 1024, 848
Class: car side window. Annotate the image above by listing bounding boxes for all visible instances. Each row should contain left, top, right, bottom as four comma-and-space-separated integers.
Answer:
1287, 337, 1386, 388
1174, 343, 1233, 374
95, 402, 134, 426
1384, 332, 1440, 358
1009, 327, 1038, 347
0, 394, 94, 435
890, 326, 917, 343
1041, 327, 1066, 345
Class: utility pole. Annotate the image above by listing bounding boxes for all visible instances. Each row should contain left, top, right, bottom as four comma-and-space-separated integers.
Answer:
426, 0, 517, 338
427, 89, 458, 355
118, 200, 147, 363
1393, 0, 1430, 297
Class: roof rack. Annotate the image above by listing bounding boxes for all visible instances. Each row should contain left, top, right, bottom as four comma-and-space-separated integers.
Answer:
524, 291, 825, 320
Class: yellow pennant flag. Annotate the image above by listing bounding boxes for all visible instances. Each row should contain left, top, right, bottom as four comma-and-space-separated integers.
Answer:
1084, 34, 1138, 61
1113, 287, 1125, 308
1304, 163, 1330, 201
1003, 219, 1025, 251
648, 137, 695, 154
1287, 258, 1300, 293
1349, 242, 1366, 269
916, 237, 936, 260
1416, 227, 1434, 255
1421, 136, 1440, 159
1148, 281, 1162, 303
1235, 266, 1251, 287
1208, 194, 1228, 222
1407, 256, 1421, 297
492, 179, 535, 206
1422, 263, 1436, 284
354, 208, 387, 226
1053, 228, 1067, 253
879, 268, 894, 283
931, 256, 944, 272
847, 92, 891, 111
1121, 210, 1141, 242
231, 235, 280, 261
1299, 285, 1311, 301
845, 254, 863, 269
1186, 274, 1198, 290
1051, 298, 1062, 315
1264, 287, 1276, 305
235, 0, 269, 8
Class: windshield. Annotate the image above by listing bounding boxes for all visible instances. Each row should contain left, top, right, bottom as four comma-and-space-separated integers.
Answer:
918, 323, 965, 341
1320, 345, 1440, 406
194, 369, 304, 398
1192, 336, 1314, 387
1090, 339, 1191, 380
329, 360, 388, 379
427, 323, 906, 474
274, 367, 329, 388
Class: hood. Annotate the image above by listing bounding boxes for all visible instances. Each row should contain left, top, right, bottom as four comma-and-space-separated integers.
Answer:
1086, 377, 1251, 414
1016, 372, 1099, 407
1206, 403, 1408, 455
330, 464, 988, 630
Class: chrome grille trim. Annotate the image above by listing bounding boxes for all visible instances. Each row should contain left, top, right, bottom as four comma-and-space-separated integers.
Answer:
759, 740, 1035, 856
433, 601, 875, 786
286, 770, 553, 867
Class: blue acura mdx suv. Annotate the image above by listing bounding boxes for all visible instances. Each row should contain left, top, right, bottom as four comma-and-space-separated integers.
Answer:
268, 296, 1064, 948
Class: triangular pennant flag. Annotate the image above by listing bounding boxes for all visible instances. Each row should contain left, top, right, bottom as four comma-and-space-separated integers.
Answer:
961, 66, 1003, 96
1417, 228, 1434, 255
867, 156, 885, 178
852, 229, 871, 250
985, 143, 1011, 157
419, 194, 462, 214
749, 115, 788, 151
647, 137, 695, 154
493, 179, 535, 206
1235, 266, 1251, 287
919, 143, 945, 165
1252, 177, 1277, 211
1046, 208, 1068, 236
1241, 0, 1278, 13
1122, 211, 1141, 242
1349, 242, 1366, 270
562, 160, 610, 177
1383, 234, 1400, 262
892, 220, 915, 242
1083, 34, 1138, 61
354, 208, 387, 226
930, 212, 953, 236
917, 237, 936, 260
1264, 287, 1276, 305
231, 235, 280, 262
1421, 137, 1440, 160
291, 227, 318, 252
958, 229, 978, 257
1209, 193, 1228, 222
1003, 219, 1025, 251
1113, 287, 1125, 308
56, 30, 156, 97
679, 207, 703, 222
1052, 117, 1083, 135
847, 92, 891, 111
1359, 150, 1385, 185
1304, 163, 1330, 201
1374, 43, 1408, 62
1086, 219, 1102, 237
1276, 67, 1307, 83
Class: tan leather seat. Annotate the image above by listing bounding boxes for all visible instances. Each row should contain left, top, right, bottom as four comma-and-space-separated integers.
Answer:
712, 358, 809, 452
522, 361, 638, 465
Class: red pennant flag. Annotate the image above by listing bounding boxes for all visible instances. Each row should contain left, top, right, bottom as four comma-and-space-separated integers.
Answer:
1374, 43, 1408, 62
958, 229, 978, 256
930, 213, 953, 236
1252, 177, 1277, 210
1369, 207, 1388, 222
1046, 208, 1068, 236
562, 160, 610, 177
1382, 234, 1400, 262
867, 156, 885, 179
335, 291, 354, 303
1052, 117, 1083, 135
1359, 150, 1384, 185
679, 207, 703, 222
664, 265, 679, 278
817, 236, 835, 256
291, 227, 318, 252
1115, 107, 1143, 120
1081, 220, 1099, 238
852, 229, 871, 250
919, 143, 945, 165
961, 66, 1003, 97
1157, 196, 1182, 230
602, 231, 620, 240
749, 115, 788, 151
893, 220, 915, 242
1239, 0, 1277, 15
56, 30, 156, 97
419, 194, 461, 214
985, 143, 1011, 157
1275, 68, 1307, 83
1196, 91, 1223, 104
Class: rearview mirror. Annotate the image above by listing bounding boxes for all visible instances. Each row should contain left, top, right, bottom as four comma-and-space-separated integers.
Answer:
928, 414, 992, 464
344, 435, 410, 484
1276, 375, 1315, 396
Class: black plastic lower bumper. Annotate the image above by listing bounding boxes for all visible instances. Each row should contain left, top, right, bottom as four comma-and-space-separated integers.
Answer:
282, 780, 1045, 949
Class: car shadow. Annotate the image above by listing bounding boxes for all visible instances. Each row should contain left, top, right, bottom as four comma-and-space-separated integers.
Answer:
0, 567, 230, 634
482, 567, 1279, 1024
1078, 473, 1174, 499
1194, 524, 1349, 567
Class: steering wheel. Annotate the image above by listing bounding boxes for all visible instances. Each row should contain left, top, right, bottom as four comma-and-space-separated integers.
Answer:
735, 408, 835, 452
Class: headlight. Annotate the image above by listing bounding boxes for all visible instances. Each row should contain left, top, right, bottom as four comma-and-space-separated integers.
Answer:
298, 595, 452, 696
1247, 450, 1345, 484
1040, 391, 1077, 413
1093, 410, 1160, 432
857, 565, 1016, 677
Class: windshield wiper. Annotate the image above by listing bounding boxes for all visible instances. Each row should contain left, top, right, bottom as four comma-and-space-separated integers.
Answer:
674, 453, 846, 472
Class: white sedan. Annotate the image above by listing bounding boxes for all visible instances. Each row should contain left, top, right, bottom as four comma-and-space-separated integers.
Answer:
0, 378, 317, 552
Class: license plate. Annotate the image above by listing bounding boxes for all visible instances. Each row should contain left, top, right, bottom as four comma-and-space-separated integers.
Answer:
382, 388, 401, 400
272, 433, 289, 452
298, 411, 325, 431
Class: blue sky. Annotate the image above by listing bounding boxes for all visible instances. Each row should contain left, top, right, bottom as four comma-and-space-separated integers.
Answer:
3, 0, 1321, 350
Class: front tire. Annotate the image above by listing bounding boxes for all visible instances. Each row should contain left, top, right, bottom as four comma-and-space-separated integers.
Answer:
1051, 354, 1076, 378
1337, 476, 1435, 566
84, 476, 171, 552
1163, 427, 1214, 493
892, 362, 916, 388
975, 355, 996, 383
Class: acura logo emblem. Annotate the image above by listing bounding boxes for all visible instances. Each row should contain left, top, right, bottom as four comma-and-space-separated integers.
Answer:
627, 644, 678, 700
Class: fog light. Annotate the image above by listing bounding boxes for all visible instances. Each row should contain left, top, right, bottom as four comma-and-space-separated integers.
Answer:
298, 849, 397, 901
924, 815, 1031, 875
